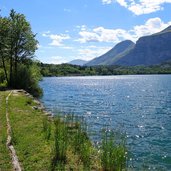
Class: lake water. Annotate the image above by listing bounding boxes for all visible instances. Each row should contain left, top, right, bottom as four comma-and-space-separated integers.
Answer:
40, 75, 171, 170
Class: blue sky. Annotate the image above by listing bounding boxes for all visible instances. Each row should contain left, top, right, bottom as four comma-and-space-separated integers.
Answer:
1, 0, 171, 64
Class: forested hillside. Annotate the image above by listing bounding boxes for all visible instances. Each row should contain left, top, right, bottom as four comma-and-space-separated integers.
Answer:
39, 62, 171, 77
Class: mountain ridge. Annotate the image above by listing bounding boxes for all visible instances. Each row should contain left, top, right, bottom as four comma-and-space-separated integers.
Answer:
86, 40, 135, 66
86, 25, 171, 66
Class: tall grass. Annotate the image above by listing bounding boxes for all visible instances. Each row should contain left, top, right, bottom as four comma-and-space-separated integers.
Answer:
45, 113, 128, 170
50, 114, 93, 170
73, 123, 92, 169
100, 129, 127, 171
42, 116, 51, 140
51, 116, 68, 170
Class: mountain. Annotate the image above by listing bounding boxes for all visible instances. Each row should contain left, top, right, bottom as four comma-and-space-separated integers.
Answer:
87, 25, 171, 66
157, 25, 171, 34
114, 26, 171, 66
68, 59, 88, 66
86, 40, 135, 66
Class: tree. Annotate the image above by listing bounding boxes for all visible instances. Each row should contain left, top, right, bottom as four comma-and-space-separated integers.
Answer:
0, 10, 42, 97
8, 9, 38, 87
0, 17, 10, 84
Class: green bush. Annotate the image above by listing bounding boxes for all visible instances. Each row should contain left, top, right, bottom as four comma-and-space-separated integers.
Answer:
15, 64, 42, 97
0, 69, 6, 83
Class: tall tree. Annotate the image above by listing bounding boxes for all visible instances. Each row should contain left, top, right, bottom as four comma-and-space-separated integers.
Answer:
0, 10, 42, 97
0, 17, 10, 84
8, 9, 38, 87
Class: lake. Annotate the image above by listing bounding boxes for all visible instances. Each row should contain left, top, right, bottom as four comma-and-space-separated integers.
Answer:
40, 75, 171, 170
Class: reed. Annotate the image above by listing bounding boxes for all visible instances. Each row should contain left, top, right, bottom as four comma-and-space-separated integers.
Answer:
51, 116, 68, 170
42, 116, 51, 140
50, 113, 127, 170
100, 130, 127, 171
73, 124, 92, 169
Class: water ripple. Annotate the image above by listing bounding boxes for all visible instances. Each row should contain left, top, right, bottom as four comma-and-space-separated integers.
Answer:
40, 75, 171, 170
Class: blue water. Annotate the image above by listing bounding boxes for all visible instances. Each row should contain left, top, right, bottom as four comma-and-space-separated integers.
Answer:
40, 75, 171, 170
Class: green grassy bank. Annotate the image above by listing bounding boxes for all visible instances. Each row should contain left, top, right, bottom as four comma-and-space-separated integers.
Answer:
0, 90, 127, 171
0, 91, 13, 170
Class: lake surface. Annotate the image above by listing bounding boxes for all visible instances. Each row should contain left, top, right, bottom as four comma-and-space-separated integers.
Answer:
40, 75, 171, 170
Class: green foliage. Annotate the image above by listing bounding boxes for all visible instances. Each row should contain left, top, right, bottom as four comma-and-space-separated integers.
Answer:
0, 69, 7, 90
0, 91, 13, 170
51, 117, 68, 170
7, 92, 52, 170
42, 117, 51, 141
100, 130, 127, 171
0, 9, 41, 97
15, 64, 42, 97
71, 118, 92, 169
38, 62, 171, 77
0, 69, 5, 83
0, 91, 129, 170
77, 131, 92, 169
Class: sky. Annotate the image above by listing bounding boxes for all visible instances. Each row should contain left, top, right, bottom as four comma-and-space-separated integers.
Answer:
1, 0, 171, 64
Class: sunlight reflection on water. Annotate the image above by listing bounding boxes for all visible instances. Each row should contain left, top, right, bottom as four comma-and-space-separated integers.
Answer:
40, 75, 171, 170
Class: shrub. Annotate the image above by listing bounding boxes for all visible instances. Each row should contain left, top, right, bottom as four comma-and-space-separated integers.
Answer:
0, 69, 6, 83
15, 64, 42, 97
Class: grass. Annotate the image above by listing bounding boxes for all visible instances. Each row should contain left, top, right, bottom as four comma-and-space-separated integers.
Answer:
51, 117, 68, 170
0, 90, 128, 170
50, 114, 98, 170
8, 91, 52, 170
100, 130, 127, 171
0, 91, 13, 171
42, 116, 51, 141
72, 121, 92, 169
2, 91, 101, 170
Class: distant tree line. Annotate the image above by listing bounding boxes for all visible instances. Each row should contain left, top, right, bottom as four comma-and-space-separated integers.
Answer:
0, 10, 42, 97
38, 62, 171, 77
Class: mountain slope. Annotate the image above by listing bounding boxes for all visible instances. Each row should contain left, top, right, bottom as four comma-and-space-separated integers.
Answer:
114, 26, 171, 66
86, 40, 135, 66
86, 25, 171, 66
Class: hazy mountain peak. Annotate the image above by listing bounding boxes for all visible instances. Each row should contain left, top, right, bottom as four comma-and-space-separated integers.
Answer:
68, 59, 88, 66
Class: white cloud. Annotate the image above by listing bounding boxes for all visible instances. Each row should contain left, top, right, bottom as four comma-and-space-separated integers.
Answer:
78, 46, 112, 61
77, 25, 131, 43
42, 32, 70, 46
131, 17, 170, 38
78, 31, 100, 43
102, 0, 171, 15
77, 17, 171, 43
59, 46, 74, 49
116, 0, 128, 7
48, 56, 68, 64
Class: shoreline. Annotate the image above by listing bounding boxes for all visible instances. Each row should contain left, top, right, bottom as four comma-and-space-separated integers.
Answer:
0, 90, 102, 170
0, 89, 127, 170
